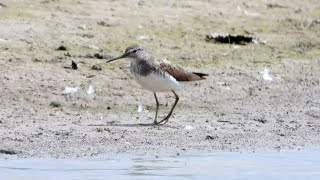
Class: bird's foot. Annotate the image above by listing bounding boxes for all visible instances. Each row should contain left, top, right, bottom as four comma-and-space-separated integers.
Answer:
154, 117, 170, 126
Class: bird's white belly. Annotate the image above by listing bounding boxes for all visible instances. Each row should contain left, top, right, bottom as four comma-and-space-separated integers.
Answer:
134, 73, 181, 92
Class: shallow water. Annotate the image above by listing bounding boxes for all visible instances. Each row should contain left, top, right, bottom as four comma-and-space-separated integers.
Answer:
1, 150, 320, 180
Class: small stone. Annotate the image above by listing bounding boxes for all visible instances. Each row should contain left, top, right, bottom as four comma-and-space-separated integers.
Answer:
93, 53, 113, 59
97, 21, 107, 26
85, 45, 99, 49
96, 128, 103, 133
32, 58, 42, 62
56, 45, 67, 51
0, 149, 17, 155
91, 65, 102, 71
50, 101, 61, 108
253, 118, 267, 123
64, 52, 72, 57
205, 135, 217, 140
72, 61, 78, 70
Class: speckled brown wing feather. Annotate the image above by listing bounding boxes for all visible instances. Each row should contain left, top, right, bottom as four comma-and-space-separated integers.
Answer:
156, 59, 208, 81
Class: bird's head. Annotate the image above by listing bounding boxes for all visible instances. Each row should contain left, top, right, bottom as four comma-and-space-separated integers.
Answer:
106, 45, 145, 63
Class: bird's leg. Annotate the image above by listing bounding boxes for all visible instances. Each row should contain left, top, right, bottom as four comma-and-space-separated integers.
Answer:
157, 90, 179, 125
153, 93, 160, 125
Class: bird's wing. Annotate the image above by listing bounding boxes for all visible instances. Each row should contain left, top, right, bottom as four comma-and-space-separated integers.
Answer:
156, 59, 208, 81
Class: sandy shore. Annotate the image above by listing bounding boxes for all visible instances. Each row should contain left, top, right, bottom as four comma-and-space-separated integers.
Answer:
0, 0, 320, 158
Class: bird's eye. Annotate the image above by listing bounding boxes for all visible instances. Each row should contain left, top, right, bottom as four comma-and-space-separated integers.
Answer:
132, 49, 137, 53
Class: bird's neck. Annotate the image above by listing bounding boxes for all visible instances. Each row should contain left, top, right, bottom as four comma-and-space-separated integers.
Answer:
130, 52, 150, 65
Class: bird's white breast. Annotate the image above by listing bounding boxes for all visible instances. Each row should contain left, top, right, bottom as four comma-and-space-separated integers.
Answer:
134, 73, 181, 92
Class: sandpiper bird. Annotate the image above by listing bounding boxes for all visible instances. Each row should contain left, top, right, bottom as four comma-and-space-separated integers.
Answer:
106, 45, 208, 125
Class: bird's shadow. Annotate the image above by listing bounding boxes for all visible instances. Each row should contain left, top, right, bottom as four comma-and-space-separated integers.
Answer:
84, 122, 156, 127
108, 123, 155, 127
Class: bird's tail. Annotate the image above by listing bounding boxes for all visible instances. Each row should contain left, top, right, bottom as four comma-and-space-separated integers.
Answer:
192, 72, 209, 79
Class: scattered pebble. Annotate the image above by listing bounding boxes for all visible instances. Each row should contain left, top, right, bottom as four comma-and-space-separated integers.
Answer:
74, 53, 113, 59
64, 52, 72, 57
96, 127, 110, 133
253, 117, 267, 123
216, 82, 227, 86
87, 85, 95, 97
91, 65, 102, 71
63, 86, 80, 94
185, 125, 194, 131
56, 45, 67, 51
260, 67, 273, 81
78, 24, 86, 30
266, 3, 288, 9
85, 45, 99, 50
50, 101, 61, 108
0, 38, 8, 43
125, 142, 131, 145
97, 21, 107, 26
71, 61, 78, 70
137, 105, 144, 113
32, 58, 42, 62
97, 21, 120, 27
0, 149, 17, 155
94, 53, 113, 59
205, 135, 216, 140
137, 35, 152, 41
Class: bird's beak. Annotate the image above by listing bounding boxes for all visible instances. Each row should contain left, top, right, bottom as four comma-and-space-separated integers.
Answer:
106, 53, 128, 63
